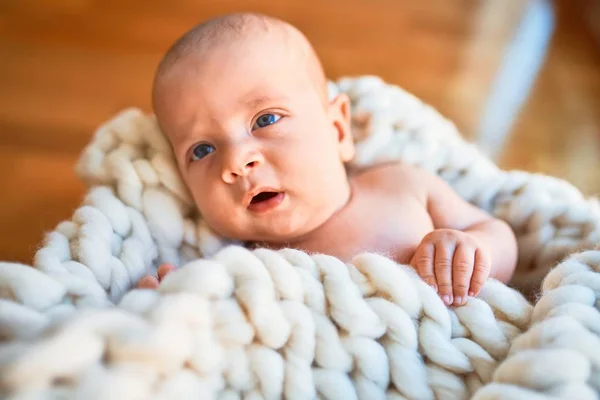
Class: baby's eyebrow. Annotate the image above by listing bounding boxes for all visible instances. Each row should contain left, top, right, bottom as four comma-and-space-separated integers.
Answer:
244, 95, 288, 109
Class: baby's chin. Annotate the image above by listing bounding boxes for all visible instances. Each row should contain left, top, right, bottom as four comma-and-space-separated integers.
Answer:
209, 213, 320, 246
241, 221, 310, 245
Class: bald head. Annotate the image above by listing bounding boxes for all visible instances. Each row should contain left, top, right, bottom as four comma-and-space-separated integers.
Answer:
153, 13, 328, 109
155, 13, 273, 76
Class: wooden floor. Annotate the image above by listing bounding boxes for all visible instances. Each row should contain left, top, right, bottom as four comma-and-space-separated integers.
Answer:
1, 0, 599, 264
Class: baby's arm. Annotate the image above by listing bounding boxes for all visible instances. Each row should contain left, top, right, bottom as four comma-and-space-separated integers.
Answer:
409, 166, 518, 305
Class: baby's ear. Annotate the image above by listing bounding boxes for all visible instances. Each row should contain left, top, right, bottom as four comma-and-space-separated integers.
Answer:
328, 93, 355, 162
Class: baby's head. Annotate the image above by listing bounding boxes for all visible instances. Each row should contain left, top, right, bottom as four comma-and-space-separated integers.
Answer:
152, 13, 355, 244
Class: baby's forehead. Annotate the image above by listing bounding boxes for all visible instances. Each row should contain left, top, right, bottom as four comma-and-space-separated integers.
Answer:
168, 40, 318, 100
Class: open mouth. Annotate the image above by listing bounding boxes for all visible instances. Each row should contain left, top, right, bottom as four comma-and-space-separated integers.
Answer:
251, 191, 279, 204
247, 191, 285, 213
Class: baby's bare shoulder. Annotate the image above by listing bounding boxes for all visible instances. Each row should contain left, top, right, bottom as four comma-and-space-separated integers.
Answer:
351, 161, 430, 200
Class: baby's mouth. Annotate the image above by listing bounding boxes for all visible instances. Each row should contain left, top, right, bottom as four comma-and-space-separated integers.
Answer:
251, 191, 279, 204
247, 191, 285, 213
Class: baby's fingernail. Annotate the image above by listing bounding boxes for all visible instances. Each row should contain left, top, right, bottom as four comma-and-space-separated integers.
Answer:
455, 296, 463, 305
442, 295, 451, 305
468, 291, 475, 297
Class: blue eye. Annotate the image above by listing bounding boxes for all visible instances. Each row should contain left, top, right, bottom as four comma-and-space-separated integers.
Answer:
191, 143, 215, 161
253, 113, 280, 129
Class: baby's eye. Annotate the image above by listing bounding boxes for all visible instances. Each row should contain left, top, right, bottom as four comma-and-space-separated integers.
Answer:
191, 143, 215, 161
253, 113, 281, 130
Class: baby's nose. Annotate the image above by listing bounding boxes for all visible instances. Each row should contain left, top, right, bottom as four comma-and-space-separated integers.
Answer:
222, 151, 263, 183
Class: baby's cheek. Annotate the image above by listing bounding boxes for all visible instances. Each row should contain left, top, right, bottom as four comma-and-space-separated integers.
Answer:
195, 192, 243, 235
200, 206, 235, 237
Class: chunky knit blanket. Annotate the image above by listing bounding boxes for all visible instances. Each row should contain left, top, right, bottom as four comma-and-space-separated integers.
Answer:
1, 76, 599, 399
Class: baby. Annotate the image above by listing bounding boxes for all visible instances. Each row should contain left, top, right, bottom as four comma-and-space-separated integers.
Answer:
137, 13, 518, 307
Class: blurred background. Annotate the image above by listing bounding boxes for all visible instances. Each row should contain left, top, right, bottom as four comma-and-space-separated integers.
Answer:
0, 0, 599, 264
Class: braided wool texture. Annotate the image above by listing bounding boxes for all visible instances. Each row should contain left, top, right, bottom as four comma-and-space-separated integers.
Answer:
1, 76, 599, 399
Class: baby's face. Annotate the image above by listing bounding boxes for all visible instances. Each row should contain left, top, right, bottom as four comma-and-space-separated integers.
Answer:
153, 34, 354, 243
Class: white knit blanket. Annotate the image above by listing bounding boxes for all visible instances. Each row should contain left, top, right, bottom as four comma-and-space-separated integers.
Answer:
1, 76, 599, 399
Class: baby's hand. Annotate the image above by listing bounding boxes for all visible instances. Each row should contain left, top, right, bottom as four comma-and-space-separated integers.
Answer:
410, 229, 491, 306
136, 263, 177, 290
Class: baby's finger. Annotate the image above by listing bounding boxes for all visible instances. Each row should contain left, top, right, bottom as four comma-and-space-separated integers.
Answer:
434, 242, 454, 306
469, 248, 491, 297
137, 275, 159, 289
452, 244, 474, 306
158, 263, 177, 281
411, 243, 436, 291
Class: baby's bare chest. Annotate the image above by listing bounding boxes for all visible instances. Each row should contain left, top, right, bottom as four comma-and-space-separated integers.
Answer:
303, 189, 434, 264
